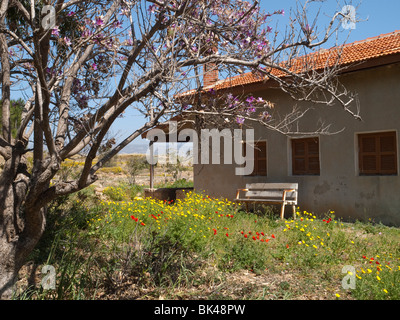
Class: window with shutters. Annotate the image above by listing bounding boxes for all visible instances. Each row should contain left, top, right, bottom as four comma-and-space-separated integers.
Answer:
244, 140, 267, 176
291, 137, 320, 175
358, 131, 398, 175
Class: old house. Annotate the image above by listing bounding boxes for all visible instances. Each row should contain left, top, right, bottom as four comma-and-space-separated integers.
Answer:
144, 30, 400, 226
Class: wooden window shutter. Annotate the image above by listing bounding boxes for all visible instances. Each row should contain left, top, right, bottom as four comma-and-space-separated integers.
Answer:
359, 132, 397, 175
255, 141, 267, 176
244, 141, 267, 176
292, 137, 320, 175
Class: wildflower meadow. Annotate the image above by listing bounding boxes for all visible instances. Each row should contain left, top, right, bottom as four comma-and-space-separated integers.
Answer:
19, 184, 399, 300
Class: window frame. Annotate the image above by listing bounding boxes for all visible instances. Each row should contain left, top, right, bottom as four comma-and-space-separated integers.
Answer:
357, 131, 398, 176
291, 137, 320, 176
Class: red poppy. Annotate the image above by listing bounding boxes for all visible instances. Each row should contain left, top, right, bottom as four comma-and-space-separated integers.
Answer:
252, 236, 256, 240
213, 228, 217, 235
244, 234, 248, 238
271, 234, 275, 239
226, 233, 229, 237
141, 222, 145, 226
286, 244, 289, 249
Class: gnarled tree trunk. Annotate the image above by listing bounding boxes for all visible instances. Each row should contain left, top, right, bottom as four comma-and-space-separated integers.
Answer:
0, 148, 46, 299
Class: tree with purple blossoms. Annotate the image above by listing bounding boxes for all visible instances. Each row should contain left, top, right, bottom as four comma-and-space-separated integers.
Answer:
0, 0, 358, 299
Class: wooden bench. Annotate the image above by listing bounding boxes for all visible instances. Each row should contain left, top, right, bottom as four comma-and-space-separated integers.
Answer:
234, 183, 298, 219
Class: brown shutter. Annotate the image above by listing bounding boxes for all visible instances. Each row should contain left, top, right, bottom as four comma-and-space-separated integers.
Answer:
256, 141, 267, 176
292, 138, 320, 175
359, 132, 397, 175
245, 141, 267, 176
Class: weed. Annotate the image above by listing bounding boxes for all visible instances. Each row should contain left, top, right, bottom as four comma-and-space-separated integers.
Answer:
17, 191, 400, 300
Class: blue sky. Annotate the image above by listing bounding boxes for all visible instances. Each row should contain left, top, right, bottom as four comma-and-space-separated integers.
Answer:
262, 0, 400, 46
116, 0, 400, 149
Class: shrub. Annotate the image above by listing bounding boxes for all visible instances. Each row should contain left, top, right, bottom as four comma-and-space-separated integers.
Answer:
98, 166, 123, 174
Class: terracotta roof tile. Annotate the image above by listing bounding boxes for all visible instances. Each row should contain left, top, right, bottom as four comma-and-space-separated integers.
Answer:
207, 30, 400, 92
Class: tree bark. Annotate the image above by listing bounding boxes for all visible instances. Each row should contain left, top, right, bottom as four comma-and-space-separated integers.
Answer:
0, 201, 46, 300
0, 148, 45, 300
0, 238, 18, 300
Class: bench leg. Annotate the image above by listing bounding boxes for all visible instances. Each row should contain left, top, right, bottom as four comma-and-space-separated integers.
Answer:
292, 205, 296, 219
245, 202, 249, 212
280, 203, 285, 219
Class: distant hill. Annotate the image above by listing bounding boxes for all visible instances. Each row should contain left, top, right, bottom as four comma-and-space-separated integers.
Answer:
120, 142, 149, 155
119, 141, 193, 156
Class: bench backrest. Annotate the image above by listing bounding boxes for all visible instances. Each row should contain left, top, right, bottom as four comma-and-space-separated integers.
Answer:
245, 183, 298, 202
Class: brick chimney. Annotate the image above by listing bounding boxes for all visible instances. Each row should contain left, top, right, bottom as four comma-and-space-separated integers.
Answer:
203, 62, 219, 87
202, 44, 219, 87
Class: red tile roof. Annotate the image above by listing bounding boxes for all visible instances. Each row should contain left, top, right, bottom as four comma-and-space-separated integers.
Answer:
205, 30, 400, 92
146, 31, 400, 139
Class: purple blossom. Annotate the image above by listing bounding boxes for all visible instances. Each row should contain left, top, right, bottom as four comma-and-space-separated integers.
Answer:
236, 117, 245, 124
77, 94, 89, 109
63, 37, 71, 46
113, 20, 122, 28
82, 28, 93, 38
95, 16, 104, 27
226, 93, 239, 109
91, 63, 97, 71
260, 111, 272, 121
246, 96, 255, 104
148, 4, 157, 13
51, 26, 60, 37
303, 24, 312, 35
67, 11, 75, 17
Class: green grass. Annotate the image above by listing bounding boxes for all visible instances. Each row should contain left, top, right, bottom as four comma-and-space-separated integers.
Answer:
16, 190, 400, 300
